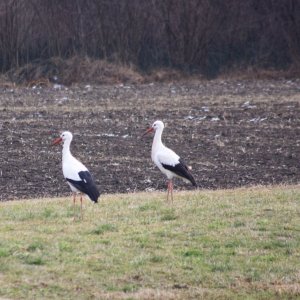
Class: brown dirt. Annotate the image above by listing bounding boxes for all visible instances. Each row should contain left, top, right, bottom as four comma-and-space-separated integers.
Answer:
1, 79, 300, 201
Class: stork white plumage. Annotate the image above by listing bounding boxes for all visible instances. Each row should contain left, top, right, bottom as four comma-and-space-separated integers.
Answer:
143, 120, 197, 202
53, 131, 100, 218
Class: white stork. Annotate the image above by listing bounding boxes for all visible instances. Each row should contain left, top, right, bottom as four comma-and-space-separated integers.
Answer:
143, 120, 197, 201
53, 131, 100, 218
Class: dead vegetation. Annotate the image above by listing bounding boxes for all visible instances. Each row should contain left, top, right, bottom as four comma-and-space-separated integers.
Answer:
4, 56, 201, 86
4, 56, 300, 87
6, 57, 144, 86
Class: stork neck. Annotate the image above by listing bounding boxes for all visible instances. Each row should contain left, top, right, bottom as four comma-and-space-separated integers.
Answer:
62, 140, 72, 160
152, 128, 163, 151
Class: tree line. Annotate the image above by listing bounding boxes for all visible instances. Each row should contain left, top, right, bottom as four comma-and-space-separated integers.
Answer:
0, 0, 299, 77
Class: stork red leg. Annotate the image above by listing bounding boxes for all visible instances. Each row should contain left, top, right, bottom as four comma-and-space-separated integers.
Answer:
167, 180, 172, 202
72, 193, 76, 220
166, 180, 174, 203
80, 194, 83, 219
170, 180, 174, 203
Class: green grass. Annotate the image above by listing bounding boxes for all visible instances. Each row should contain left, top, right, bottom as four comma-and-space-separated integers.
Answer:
0, 186, 299, 299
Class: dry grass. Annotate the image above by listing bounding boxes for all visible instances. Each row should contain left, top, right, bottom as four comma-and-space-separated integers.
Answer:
5, 57, 204, 86
6, 56, 144, 86
4, 56, 300, 87
219, 65, 300, 81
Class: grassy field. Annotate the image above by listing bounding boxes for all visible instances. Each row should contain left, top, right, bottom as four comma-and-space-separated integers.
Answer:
0, 186, 299, 299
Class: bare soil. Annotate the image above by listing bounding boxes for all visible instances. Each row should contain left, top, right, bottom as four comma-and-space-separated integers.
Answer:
1, 79, 300, 201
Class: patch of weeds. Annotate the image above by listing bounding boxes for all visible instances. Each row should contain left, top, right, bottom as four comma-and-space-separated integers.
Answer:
135, 235, 150, 248
122, 283, 139, 293
150, 255, 164, 263
18, 210, 35, 221
226, 247, 237, 256
233, 220, 245, 227
88, 259, 106, 272
252, 253, 276, 263
256, 219, 268, 231
209, 243, 222, 255
208, 220, 228, 230
58, 241, 73, 252
66, 209, 76, 218
183, 249, 203, 258
160, 209, 177, 221
224, 240, 241, 248
263, 240, 288, 250
97, 239, 111, 245
283, 225, 294, 231
0, 248, 10, 257
219, 203, 231, 209
0, 262, 9, 272
257, 226, 267, 232
130, 255, 148, 267
90, 224, 117, 235
42, 208, 58, 219
141, 216, 157, 225
2, 225, 14, 232
27, 241, 44, 252
138, 203, 159, 211
154, 230, 177, 238
245, 268, 261, 282
105, 284, 119, 292
211, 263, 232, 272
23, 255, 45, 265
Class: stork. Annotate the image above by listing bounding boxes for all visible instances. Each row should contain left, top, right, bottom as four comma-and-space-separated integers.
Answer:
143, 120, 197, 201
53, 131, 100, 218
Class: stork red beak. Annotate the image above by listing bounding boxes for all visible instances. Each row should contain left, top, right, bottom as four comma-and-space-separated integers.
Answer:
52, 137, 62, 145
142, 127, 154, 137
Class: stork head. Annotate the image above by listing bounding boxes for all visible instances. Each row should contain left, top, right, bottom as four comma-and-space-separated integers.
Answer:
52, 131, 73, 145
142, 120, 164, 136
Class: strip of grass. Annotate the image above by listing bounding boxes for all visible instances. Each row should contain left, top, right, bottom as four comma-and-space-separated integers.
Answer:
0, 186, 299, 299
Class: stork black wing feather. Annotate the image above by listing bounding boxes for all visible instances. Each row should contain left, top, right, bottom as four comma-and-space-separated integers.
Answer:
162, 158, 197, 186
66, 171, 100, 203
